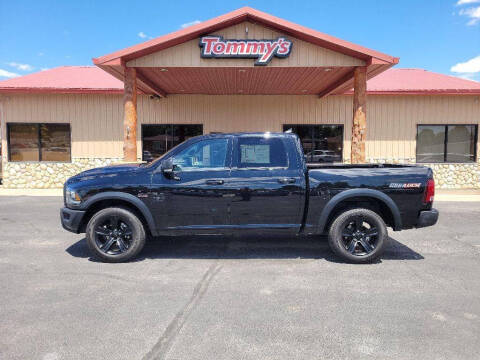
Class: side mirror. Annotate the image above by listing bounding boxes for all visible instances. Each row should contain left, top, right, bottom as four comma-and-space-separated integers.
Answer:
161, 158, 180, 180
161, 158, 174, 171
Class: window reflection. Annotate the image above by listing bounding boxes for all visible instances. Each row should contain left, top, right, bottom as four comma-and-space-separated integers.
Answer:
40, 124, 71, 162
446, 125, 476, 163
9, 124, 39, 161
284, 124, 343, 163
8, 123, 71, 162
416, 125, 445, 163
417, 125, 477, 163
142, 124, 203, 161
237, 137, 288, 168
173, 138, 228, 170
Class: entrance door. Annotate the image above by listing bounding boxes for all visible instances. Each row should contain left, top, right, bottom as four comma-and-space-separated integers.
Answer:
228, 135, 305, 232
150, 136, 233, 233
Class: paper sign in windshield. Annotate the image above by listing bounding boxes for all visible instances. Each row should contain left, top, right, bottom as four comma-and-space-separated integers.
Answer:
240, 144, 270, 164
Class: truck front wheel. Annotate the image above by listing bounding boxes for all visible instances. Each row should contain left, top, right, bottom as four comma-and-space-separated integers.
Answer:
86, 207, 146, 263
328, 208, 387, 263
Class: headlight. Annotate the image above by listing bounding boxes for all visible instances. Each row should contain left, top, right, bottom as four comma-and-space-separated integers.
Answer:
65, 188, 82, 207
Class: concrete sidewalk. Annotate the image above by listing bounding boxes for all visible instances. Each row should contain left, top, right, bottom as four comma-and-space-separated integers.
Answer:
0, 186, 479, 201
435, 189, 480, 201
0, 188, 63, 196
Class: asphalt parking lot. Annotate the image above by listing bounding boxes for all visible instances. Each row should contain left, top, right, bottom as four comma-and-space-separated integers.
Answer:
0, 197, 479, 360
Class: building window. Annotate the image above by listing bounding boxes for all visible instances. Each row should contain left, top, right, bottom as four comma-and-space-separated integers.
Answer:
7, 123, 71, 162
416, 125, 478, 163
142, 124, 203, 161
283, 124, 343, 163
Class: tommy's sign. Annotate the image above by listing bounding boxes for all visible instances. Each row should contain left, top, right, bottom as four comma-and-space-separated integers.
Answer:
199, 36, 293, 66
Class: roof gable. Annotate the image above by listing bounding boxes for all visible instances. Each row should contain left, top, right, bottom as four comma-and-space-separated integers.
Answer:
93, 7, 398, 66
127, 21, 366, 68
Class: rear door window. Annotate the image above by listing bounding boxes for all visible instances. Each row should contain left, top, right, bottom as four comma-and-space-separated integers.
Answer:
236, 137, 288, 168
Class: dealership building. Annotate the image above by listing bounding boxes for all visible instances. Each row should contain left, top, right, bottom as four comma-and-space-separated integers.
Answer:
0, 7, 479, 189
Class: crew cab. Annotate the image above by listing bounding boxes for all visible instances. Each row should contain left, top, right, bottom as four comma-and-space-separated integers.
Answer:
61, 132, 438, 263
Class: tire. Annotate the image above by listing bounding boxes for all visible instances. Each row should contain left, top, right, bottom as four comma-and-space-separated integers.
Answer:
86, 207, 146, 263
328, 208, 387, 263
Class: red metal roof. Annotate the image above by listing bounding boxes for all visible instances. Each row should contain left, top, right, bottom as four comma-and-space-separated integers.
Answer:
1, 66, 479, 95
343, 68, 480, 95
0, 66, 123, 94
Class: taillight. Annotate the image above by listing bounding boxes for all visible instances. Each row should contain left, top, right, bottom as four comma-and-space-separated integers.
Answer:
424, 178, 435, 204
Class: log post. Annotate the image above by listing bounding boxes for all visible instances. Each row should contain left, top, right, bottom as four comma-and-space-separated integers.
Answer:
351, 66, 367, 164
123, 67, 137, 162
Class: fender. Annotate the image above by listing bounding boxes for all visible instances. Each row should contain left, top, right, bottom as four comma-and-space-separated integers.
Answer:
317, 189, 402, 233
81, 192, 159, 236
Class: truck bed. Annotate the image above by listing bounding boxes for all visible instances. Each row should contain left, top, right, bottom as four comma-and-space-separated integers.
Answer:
305, 164, 433, 232
306, 163, 418, 169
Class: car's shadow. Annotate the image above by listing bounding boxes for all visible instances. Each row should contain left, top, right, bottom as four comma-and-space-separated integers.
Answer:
66, 234, 424, 264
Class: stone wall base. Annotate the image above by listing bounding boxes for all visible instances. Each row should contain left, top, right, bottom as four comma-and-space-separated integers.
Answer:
367, 158, 480, 189
429, 163, 480, 189
1, 157, 479, 189
1, 158, 123, 189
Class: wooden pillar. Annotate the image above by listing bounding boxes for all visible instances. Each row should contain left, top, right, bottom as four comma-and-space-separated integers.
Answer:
351, 66, 367, 164
123, 67, 137, 162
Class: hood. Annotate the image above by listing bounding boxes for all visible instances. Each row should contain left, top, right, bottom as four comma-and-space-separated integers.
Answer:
78, 163, 142, 177
66, 163, 143, 185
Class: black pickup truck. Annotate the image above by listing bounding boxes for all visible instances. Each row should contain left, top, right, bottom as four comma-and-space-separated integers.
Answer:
61, 132, 438, 263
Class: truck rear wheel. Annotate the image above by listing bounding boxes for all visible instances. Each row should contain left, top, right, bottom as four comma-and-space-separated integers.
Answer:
86, 207, 146, 263
328, 208, 387, 263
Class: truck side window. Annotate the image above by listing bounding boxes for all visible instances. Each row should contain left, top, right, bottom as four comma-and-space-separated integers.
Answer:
173, 138, 229, 171
237, 137, 288, 168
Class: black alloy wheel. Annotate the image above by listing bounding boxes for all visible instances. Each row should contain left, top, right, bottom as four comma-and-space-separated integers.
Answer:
86, 207, 146, 263
341, 216, 379, 256
328, 208, 387, 263
94, 216, 133, 255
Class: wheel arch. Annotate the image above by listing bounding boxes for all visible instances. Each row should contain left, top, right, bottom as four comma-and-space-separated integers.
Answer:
79, 192, 157, 236
317, 189, 402, 233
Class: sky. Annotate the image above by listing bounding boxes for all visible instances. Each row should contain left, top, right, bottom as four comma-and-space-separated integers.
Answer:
0, 0, 479, 81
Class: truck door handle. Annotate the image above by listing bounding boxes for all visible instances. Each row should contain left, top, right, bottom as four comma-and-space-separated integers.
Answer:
206, 179, 224, 185
278, 178, 296, 184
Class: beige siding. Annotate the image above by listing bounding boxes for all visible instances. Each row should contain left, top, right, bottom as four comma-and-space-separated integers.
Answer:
1, 93, 124, 159
137, 94, 354, 160
2, 94, 479, 163
127, 22, 365, 68
367, 95, 480, 160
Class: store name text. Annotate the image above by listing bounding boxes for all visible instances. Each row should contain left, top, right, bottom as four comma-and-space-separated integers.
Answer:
199, 36, 292, 65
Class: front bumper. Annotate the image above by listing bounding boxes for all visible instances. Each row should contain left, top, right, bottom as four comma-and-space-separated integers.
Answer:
60, 207, 86, 233
416, 208, 439, 228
